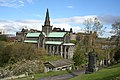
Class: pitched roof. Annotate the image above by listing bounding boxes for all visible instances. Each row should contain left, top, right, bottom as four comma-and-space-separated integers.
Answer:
47, 32, 66, 37
24, 40, 38, 43
26, 33, 41, 37
44, 59, 74, 68
63, 43, 75, 46
45, 41, 63, 45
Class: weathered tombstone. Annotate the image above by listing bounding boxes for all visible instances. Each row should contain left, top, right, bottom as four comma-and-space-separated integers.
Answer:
85, 51, 98, 74
32, 75, 35, 80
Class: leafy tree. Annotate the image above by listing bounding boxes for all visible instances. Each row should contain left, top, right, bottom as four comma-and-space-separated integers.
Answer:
2, 43, 37, 64
112, 22, 120, 46
83, 17, 106, 54
34, 47, 47, 58
0, 35, 7, 41
73, 43, 86, 66
112, 22, 120, 35
111, 22, 120, 63
114, 48, 120, 63
82, 35, 90, 52
0, 41, 10, 67
0, 42, 48, 66
95, 49, 105, 60
70, 40, 78, 44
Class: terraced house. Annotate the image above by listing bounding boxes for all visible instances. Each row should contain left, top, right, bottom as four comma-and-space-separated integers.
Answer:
16, 9, 75, 59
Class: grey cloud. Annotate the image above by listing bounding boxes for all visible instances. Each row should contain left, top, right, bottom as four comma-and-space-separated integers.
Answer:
0, 20, 21, 32
0, 20, 10, 23
53, 15, 120, 25
3, 24, 18, 32
52, 15, 120, 24
98, 15, 120, 24
52, 15, 96, 24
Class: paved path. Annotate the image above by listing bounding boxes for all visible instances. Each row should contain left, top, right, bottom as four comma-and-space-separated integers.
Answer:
0, 74, 26, 80
38, 70, 85, 80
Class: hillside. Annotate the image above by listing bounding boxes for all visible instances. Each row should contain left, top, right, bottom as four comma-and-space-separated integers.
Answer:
70, 63, 120, 80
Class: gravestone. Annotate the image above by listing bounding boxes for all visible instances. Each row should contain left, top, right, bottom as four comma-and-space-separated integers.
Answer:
85, 51, 98, 74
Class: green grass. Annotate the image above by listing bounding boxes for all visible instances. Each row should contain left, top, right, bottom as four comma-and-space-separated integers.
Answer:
13, 70, 68, 80
34, 70, 68, 79
40, 55, 62, 62
70, 63, 120, 80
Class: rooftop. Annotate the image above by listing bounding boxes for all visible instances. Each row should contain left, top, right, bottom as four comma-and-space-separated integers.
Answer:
63, 43, 75, 46
24, 40, 38, 43
44, 59, 74, 68
45, 41, 63, 45
48, 32, 66, 38
26, 32, 41, 37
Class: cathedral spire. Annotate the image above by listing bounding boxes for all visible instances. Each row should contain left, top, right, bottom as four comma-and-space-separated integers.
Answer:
42, 8, 52, 35
44, 8, 50, 26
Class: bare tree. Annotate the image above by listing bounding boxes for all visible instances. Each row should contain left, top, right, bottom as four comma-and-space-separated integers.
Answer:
112, 22, 120, 36
83, 18, 92, 33
83, 17, 105, 36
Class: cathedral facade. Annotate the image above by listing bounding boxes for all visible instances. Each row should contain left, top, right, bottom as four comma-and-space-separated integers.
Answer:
16, 9, 75, 59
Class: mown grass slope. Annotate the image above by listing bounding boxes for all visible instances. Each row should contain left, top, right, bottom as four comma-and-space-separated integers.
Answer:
70, 63, 120, 80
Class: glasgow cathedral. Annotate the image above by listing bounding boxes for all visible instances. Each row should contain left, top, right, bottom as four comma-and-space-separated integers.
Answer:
16, 9, 75, 59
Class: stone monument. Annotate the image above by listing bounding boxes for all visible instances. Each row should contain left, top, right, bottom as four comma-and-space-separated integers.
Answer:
85, 51, 98, 74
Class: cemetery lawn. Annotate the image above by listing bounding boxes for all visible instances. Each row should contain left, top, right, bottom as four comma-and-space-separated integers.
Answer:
14, 70, 68, 80
70, 63, 120, 80
34, 70, 68, 79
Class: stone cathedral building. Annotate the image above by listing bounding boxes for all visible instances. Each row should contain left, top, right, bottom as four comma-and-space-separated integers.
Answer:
16, 9, 75, 59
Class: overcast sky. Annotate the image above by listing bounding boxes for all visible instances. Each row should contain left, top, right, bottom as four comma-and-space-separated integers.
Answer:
0, 0, 120, 37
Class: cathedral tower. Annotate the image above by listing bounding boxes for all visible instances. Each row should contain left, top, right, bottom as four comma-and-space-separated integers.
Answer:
42, 8, 52, 35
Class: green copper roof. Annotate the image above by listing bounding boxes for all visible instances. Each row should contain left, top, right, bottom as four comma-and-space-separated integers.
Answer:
24, 40, 38, 43
48, 32, 66, 37
26, 33, 41, 37
45, 41, 63, 45
63, 43, 75, 46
